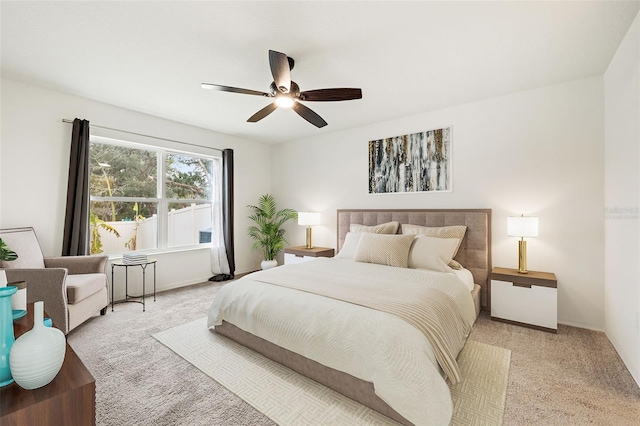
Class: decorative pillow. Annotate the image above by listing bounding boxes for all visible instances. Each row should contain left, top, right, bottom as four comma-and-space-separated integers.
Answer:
401, 224, 467, 268
335, 232, 363, 260
408, 236, 458, 272
353, 234, 415, 268
350, 221, 400, 235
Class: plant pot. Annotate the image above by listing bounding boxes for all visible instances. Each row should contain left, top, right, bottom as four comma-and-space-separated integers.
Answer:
261, 260, 278, 270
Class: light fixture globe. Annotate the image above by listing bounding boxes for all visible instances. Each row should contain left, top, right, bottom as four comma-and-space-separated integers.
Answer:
275, 95, 294, 108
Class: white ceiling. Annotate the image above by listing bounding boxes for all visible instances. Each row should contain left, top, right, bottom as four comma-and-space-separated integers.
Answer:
2, 1, 638, 144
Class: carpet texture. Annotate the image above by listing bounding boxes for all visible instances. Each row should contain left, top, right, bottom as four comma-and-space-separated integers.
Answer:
153, 318, 510, 426
66, 280, 640, 425
469, 316, 640, 425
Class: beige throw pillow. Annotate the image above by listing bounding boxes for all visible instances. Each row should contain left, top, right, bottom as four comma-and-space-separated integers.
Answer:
350, 221, 400, 234
353, 234, 415, 268
408, 236, 458, 272
401, 224, 467, 269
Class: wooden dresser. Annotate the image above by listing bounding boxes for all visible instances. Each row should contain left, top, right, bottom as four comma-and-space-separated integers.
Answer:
0, 304, 95, 425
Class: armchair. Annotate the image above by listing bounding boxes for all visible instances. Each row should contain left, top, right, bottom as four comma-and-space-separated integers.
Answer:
0, 227, 108, 334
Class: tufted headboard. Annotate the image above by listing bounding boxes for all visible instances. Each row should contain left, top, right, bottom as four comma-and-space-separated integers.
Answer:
337, 209, 492, 310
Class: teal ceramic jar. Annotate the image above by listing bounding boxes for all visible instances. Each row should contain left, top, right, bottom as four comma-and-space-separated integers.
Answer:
0, 285, 18, 387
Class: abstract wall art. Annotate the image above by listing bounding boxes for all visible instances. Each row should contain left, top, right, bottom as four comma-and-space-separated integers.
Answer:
368, 126, 451, 194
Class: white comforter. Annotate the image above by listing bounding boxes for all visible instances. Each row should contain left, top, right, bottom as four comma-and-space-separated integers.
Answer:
208, 258, 475, 425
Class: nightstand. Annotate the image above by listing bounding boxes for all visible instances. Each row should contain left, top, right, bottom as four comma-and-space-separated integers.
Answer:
490, 267, 557, 333
284, 246, 334, 265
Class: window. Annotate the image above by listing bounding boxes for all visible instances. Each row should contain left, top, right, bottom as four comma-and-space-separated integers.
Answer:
89, 138, 217, 255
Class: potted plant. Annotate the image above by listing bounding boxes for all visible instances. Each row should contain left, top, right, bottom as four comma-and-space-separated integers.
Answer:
0, 237, 23, 310
0, 237, 18, 286
247, 194, 297, 269
0, 238, 18, 263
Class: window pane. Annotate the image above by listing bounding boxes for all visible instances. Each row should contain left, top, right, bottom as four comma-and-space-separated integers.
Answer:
167, 202, 212, 248
90, 202, 158, 254
90, 143, 157, 203
166, 153, 213, 200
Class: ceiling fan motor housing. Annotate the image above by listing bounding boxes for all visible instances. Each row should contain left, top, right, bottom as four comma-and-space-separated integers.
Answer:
270, 81, 300, 97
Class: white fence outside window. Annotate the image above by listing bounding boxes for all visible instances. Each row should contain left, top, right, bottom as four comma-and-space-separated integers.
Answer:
96, 204, 212, 254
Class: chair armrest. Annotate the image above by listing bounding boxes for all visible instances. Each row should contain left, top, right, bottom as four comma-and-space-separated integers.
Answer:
45, 255, 108, 275
4, 268, 70, 334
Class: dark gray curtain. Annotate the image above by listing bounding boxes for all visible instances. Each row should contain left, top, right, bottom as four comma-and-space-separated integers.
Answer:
222, 148, 235, 276
62, 118, 90, 256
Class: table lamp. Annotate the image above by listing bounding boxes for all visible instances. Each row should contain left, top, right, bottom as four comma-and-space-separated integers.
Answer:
298, 212, 321, 249
507, 215, 538, 274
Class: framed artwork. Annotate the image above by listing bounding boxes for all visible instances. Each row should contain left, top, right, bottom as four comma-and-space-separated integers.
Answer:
368, 126, 451, 194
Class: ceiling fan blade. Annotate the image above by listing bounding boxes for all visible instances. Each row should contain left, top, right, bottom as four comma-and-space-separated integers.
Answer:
269, 50, 291, 94
292, 102, 328, 128
201, 83, 269, 97
299, 88, 363, 102
247, 103, 278, 123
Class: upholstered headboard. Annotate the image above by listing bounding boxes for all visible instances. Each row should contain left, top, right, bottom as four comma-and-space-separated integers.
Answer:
337, 209, 492, 309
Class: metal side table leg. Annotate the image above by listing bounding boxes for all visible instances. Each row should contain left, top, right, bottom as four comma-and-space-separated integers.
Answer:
111, 264, 115, 312
153, 261, 157, 302
141, 263, 146, 312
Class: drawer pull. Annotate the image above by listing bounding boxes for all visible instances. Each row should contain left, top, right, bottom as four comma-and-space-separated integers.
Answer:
513, 283, 531, 288
295, 254, 304, 258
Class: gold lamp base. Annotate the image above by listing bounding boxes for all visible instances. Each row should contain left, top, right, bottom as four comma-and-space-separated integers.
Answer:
517, 239, 528, 274
305, 227, 313, 249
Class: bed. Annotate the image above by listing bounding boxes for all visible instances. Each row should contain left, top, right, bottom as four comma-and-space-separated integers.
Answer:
208, 209, 491, 425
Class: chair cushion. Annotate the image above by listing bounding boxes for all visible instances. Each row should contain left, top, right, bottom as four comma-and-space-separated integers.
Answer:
66, 273, 107, 304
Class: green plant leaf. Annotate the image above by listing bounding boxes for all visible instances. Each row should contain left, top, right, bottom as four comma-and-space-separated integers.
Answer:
246, 194, 296, 261
0, 237, 18, 261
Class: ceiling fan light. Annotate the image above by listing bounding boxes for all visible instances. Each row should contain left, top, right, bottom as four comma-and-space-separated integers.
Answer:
275, 96, 294, 108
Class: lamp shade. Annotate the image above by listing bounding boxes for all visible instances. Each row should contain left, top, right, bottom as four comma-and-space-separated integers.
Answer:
298, 212, 321, 226
507, 216, 538, 237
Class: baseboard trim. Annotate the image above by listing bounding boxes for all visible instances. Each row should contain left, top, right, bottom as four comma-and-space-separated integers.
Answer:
606, 330, 640, 387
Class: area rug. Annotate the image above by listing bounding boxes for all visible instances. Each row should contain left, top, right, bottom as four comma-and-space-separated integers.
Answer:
153, 318, 510, 426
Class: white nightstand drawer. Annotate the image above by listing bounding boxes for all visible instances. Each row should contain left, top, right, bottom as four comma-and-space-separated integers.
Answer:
491, 279, 557, 330
284, 253, 316, 265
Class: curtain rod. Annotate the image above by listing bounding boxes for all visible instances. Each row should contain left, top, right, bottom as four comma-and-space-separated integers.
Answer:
61, 119, 224, 153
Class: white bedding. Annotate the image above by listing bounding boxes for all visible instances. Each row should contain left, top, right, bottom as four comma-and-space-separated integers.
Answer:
451, 267, 475, 291
208, 259, 475, 426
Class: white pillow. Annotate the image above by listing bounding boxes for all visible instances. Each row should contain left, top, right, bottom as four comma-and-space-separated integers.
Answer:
401, 224, 467, 269
335, 232, 363, 260
353, 234, 415, 268
350, 221, 399, 234
408, 236, 459, 273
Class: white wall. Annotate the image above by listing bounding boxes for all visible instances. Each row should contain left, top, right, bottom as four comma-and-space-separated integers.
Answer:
0, 78, 271, 298
272, 76, 605, 330
604, 11, 640, 386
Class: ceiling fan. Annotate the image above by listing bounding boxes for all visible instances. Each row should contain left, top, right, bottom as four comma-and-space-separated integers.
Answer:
201, 50, 362, 128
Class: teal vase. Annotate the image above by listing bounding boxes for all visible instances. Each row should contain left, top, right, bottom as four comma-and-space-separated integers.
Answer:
0, 285, 18, 387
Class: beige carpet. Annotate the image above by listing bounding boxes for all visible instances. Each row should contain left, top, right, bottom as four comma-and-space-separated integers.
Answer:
154, 317, 510, 426
67, 280, 640, 425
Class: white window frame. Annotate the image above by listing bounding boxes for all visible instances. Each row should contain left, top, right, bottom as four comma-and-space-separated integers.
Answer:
89, 135, 219, 254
